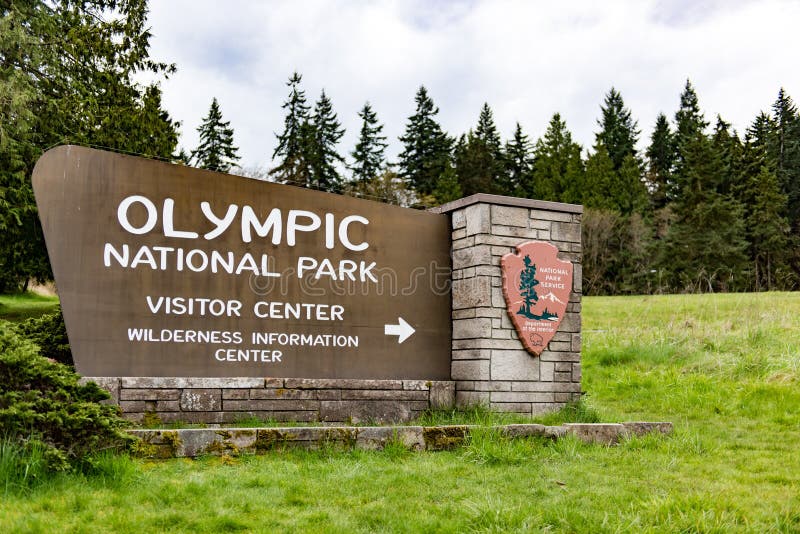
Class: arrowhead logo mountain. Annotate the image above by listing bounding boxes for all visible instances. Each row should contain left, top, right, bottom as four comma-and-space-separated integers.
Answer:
501, 241, 573, 356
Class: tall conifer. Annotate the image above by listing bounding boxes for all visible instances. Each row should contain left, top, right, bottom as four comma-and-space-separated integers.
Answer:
350, 102, 387, 184
505, 122, 533, 196
645, 113, 675, 209
397, 86, 452, 195
309, 90, 345, 193
595, 88, 640, 170
455, 103, 506, 196
271, 72, 312, 186
191, 97, 240, 173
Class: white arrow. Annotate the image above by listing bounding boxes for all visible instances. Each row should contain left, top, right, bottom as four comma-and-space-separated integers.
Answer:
384, 317, 415, 344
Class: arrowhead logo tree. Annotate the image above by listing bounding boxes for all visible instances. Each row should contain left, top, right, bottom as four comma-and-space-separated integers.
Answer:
501, 241, 573, 356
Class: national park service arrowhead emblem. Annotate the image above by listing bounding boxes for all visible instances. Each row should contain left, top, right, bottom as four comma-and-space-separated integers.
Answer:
501, 241, 573, 356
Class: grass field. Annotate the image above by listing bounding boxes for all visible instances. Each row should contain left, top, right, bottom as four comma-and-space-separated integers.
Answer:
2, 292, 799, 532
0, 292, 59, 322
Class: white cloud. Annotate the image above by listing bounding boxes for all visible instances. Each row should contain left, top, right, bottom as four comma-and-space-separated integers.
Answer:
144, 0, 800, 168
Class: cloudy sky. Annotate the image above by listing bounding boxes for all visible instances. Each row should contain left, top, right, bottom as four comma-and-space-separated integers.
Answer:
144, 0, 800, 170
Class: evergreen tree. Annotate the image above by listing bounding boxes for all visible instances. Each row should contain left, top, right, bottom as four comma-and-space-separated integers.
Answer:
0, 0, 179, 291
745, 166, 792, 290
771, 88, 800, 233
711, 116, 743, 197
455, 103, 506, 196
673, 79, 708, 197
595, 87, 640, 170
525, 113, 583, 202
657, 133, 748, 292
432, 164, 462, 204
271, 72, 312, 186
191, 97, 240, 173
582, 145, 616, 209
308, 89, 345, 193
645, 113, 675, 210
350, 102, 387, 184
397, 86, 453, 195
505, 122, 533, 196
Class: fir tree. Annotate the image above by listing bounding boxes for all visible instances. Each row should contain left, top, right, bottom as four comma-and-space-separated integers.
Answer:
191, 97, 240, 173
595, 87, 641, 170
583, 145, 616, 209
397, 86, 453, 195
308, 89, 345, 193
505, 122, 533, 196
526, 113, 583, 202
432, 164, 462, 204
711, 116, 743, 197
271, 72, 312, 186
673, 79, 709, 196
745, 166, 792, 290
771, 88, 800, 233
350, 102, 387, 184
645, 113, 675, 209
455, 103, 506, 196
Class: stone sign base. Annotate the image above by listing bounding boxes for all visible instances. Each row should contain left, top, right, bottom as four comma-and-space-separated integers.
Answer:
131, 422, 674, 458
84, 377, 455, 425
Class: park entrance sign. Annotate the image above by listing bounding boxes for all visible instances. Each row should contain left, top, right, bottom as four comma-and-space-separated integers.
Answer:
32, 146, 451, 379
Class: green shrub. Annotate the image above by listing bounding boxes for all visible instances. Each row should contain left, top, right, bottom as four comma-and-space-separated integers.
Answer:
0, 323, 130, 472
15, 305, 72, 366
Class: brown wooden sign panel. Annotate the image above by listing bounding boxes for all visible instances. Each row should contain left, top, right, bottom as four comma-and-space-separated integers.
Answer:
32, 146, 452, 378
501, 241, 573, 356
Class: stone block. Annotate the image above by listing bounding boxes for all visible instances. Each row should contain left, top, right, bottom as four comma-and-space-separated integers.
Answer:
471, 380, 511, 391
223, 399, 318, 411
180, 389, 221, 412
452, 276, 492, 309
554, 371, 572, 382
551, 222, 581, 243
452, 317, 492, 339
341, 390, 428, 401
465, 203, 491, 236
452, 245, 492, 269
571, 333, 582, 352
120, 377, 264, 389
452, 308, 477, 319
452, 228, 466, 240
491, 391, 554, 403
491, 205, 530, 227
451, 359, 490, 380
555, 362, 572, 372
402, 380, 430, 391
530, 209, 573, 222
249, 388, 317, 400
222, 388, 250, 400
530, 219, 551, 230
452, 349, 491, 360
316, 389, 341, 400
356, 426, 425, 451
452, 209, 466, 229
540, 361, 554, 381
491, 350, 539, 381
491, 402, 531, 414
422, 425, 469, 451
264, 378, 285, 388
560, 312, 581, 333
539, 350, 581, 362
547, 341, 572, 352
532, 403, 561, 416
120, 388, 180, 401
564, 423, 627, 445
319, 400, 412, 424
455, 390, 490, 407
284, 378, 403, 390
572, 363, 582, 382
429, 382, 456, 409
490, 225, 537, 239
452, 236, 475, 250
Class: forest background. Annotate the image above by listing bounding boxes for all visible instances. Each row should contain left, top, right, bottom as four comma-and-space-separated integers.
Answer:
2, 0, 799, 297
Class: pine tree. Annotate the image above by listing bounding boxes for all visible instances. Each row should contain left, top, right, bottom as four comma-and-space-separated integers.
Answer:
595, 87, 641, 170
711, 116, 743, 197
645, 113, 675, 210
432, 164, 462, 204
191, 98, 240, 173
505, 122, 533, 196
397, 86, 453, 196
583, 145, 616, 209
271, 72, 312, 186
526, 113, 583, 202
350, 102, 387, 185
673, 79, 709, 196
308, 90, 345, 193
455, 103, 506, 196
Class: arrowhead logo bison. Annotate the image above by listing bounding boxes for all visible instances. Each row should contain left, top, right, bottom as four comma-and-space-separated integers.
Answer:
501, 241, 573, 356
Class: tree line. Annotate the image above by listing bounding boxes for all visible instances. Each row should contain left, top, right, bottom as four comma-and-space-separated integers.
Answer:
2, 1, 799, 295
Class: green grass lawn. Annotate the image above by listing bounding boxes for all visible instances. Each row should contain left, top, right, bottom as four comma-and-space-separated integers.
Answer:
0, 292, 59, 322
2, 292, 799, 532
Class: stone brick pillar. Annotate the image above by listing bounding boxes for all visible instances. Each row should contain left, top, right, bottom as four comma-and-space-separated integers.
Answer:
431, 194, 582, 415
